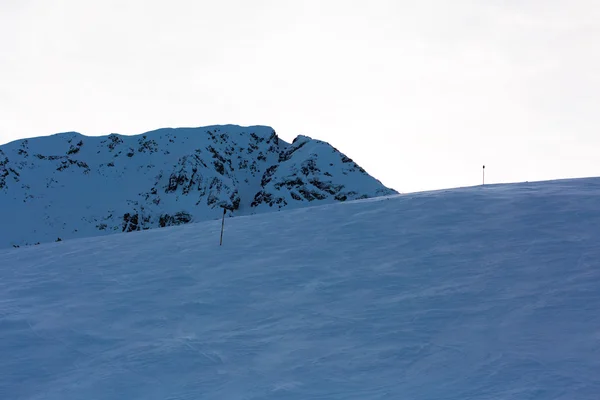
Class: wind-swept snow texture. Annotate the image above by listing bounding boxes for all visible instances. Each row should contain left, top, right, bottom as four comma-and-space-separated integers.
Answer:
2, 177, 600, 399
0, 124, 395, 249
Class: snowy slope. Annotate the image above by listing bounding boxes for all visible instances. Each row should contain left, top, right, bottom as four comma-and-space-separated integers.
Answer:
0, 125, 396, 248
2, 177, 600, 399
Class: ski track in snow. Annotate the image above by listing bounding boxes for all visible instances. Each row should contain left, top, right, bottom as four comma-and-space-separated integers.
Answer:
1, 178, 600, 399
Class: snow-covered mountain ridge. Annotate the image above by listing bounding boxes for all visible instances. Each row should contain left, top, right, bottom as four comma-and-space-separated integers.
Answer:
0, 125, 396, 248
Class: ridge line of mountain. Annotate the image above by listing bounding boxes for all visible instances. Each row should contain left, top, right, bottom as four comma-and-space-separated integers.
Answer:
0, 124, 397, 248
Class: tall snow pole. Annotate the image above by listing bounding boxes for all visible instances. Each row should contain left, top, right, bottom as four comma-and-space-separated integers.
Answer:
219, 204, 233, 246
482, 165, 485, 185
220, 207, 226, 246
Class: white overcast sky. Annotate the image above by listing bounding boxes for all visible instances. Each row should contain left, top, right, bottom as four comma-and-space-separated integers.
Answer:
1, 0, 599, 192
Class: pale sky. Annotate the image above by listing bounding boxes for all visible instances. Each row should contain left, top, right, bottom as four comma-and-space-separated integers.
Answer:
1, 0, 599, 193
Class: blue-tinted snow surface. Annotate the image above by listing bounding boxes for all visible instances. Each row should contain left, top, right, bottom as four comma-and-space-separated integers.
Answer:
1, 178, 600, 399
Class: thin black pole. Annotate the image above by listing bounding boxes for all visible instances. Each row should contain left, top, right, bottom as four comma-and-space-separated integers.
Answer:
482, 165, 485, 185
220, 207, 226, 246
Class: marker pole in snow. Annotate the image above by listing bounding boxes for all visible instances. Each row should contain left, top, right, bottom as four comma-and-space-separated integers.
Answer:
220, 207, 226, 246
483, 165, 485, 185
219, 205, 234, 246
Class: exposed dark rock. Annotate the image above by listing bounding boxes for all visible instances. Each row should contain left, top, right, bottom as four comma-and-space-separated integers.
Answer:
279, 139, 308, 162
159, 212, 192, 227
251, 190, 270, 207
137, 136, 159, 153
260, 165, 279, 187
298, 187, 326, 201
230, 190, 241, 210
250, 132, 264, 143
206, 193, 219, 206
105, 134, 124, 151
267, 131, 279, 145
309, 178, 344, 195
213, 160, 225, 175
300, 159, 319, 176
122, 212, 151, 232
166, 173, 186, 193
122, 213, 139, 232
251, 189, 288, 208
56, 159, 90, 173
273, 177, 303, 191
67, 140, 83, 155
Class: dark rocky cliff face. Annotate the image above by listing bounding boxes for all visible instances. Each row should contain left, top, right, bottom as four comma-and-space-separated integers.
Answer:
0, 125, 397, 248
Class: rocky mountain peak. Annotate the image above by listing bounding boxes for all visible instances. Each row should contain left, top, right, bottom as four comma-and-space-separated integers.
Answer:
0, 125, 397, 248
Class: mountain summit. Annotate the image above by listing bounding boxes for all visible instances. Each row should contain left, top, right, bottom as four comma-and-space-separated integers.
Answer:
0, 125, 396, 248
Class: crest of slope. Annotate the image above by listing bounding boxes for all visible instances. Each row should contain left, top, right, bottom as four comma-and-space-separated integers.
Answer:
1, 177, 600, 398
